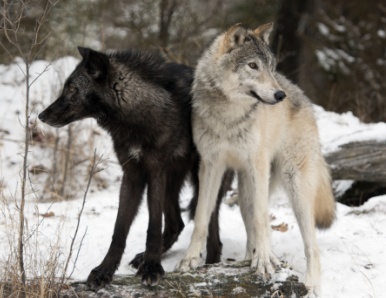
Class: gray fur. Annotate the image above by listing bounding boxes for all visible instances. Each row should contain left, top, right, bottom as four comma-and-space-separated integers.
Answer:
177, 23, 335, 298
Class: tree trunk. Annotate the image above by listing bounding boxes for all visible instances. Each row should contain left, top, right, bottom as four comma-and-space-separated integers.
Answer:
271, 0, 316, 83
159, 0, 178, 48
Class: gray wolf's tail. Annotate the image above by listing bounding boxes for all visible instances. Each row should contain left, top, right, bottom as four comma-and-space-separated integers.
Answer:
314, 159, 336, 229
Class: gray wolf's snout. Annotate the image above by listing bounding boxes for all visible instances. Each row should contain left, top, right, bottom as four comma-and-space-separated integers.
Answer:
274, 90, 286, 102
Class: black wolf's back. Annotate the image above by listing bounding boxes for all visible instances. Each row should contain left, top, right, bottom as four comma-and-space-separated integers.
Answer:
110, 50, 166, 84
160, 63, 194, 97
109, 50, 193, 96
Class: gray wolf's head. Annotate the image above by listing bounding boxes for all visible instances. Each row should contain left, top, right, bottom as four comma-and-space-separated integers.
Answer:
203, 23, 286, 105
38, 47, 113, 127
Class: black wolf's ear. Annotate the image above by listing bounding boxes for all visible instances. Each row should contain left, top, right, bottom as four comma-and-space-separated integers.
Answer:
253, 22, 274, 44
77, 46, 109, 82
77, 46, 90, 59
220, 23, 249, 54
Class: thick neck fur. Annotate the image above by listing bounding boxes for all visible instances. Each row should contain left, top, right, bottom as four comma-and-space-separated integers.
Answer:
96, 51, 172, 132
91, 50, 193, 165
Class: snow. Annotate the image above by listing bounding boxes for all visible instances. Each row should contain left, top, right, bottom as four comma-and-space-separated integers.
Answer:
1, 57, 386, 298
377, 30, 385, 39
314, 105, 386, 154
317, 23, 330, 36
315, 48, 355, 74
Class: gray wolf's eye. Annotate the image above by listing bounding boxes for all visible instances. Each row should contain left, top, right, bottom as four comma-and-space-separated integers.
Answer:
248, 62, 258, 70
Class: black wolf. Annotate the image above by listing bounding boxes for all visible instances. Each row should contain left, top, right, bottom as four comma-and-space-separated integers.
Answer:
38, 47, 233, 289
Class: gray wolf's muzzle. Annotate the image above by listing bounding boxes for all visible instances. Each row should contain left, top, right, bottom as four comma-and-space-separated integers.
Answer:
274, 90, 286, 102
250, 89, 286, 105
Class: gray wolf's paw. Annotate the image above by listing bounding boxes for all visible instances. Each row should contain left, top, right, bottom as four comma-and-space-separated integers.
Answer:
305, 270, 321, 297
251, 252, 281, 282
225, 192, 239, 206
137, 261, 165, 286
304, 285, 320, 297
302, 290, 317, 298
87, 264, 115, 291
176, 256, 202, 272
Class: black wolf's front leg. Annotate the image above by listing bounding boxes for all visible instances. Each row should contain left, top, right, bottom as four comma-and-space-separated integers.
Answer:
206, 170, 234, 263
87, 169, 146, 290
136, 169, 166, 286
130, 171, 186, 269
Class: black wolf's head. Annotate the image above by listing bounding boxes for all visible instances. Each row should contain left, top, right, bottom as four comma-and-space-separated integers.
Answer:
38, 47, 112, 128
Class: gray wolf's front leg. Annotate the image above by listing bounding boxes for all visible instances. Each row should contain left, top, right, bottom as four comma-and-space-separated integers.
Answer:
176, 161, 226, 272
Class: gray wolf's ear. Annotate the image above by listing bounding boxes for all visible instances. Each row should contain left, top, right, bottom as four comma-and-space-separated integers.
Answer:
78, 47, 109, 82
253, 22, 274, 44
220, 23, 249, 54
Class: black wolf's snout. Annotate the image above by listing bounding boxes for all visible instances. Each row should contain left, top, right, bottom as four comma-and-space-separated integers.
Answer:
38, 110, 48, 122
38, 103, 68, 128
274, 90, 286, 102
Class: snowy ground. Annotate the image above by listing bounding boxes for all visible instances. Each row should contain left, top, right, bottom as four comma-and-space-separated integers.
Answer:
1, 57, 386, 298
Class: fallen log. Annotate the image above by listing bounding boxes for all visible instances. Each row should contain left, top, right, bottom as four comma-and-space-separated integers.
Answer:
60, 261, 307, 298
325, 141, 386, 183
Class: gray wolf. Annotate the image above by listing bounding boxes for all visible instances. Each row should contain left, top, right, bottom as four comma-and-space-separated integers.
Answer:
177, 23, 335, 297
38, 47, 233, 289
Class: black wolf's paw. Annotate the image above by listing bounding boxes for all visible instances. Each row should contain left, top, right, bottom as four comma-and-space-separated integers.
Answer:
137, 261, 165, 286
86, 265, 115, 291
129, 252, 145, 269
205, 250, 222, 265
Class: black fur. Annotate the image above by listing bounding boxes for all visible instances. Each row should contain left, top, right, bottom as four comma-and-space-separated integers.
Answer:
38, 47, 232, 289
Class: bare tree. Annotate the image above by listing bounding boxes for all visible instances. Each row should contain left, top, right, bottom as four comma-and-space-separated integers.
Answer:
271, 0, 316, 83
0, 0, 59, 294
159, 0, 178, 47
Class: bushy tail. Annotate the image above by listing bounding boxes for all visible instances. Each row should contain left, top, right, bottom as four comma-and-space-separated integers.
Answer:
314, 160, 336, 229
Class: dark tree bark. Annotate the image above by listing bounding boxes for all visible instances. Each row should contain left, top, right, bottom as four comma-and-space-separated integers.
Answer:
159, 0, 179, 48
271, 0, 316, 83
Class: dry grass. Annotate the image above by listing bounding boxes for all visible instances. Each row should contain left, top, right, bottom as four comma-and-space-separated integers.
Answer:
0, 193, 65, 297
0, 151, 102, 297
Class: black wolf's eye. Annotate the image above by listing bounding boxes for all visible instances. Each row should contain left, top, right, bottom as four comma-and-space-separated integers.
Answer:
248, 62, 258, 70
69, 85, 76, 92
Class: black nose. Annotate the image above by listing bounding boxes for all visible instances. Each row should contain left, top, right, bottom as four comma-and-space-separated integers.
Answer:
274, 90, 286, 101
38, 111, 46, 122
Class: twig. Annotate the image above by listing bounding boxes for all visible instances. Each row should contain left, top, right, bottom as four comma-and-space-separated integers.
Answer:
68, 227, 88, 279
24, 203, 55, 242
18, 27, 30, 297
60, 149, 102, 288
60, 125, 73, 197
